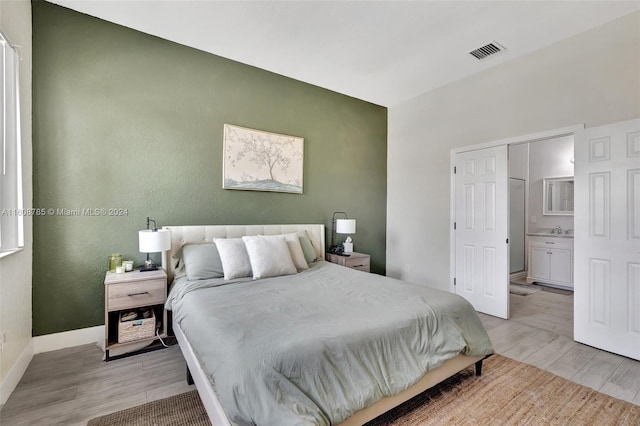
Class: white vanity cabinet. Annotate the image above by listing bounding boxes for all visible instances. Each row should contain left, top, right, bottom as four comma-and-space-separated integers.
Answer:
526, 236, 573, 289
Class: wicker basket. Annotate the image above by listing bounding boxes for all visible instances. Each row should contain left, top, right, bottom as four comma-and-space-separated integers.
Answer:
118, 309, 156, 343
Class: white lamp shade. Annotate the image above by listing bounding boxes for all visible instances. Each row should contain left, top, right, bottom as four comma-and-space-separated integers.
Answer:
138, 229, 171, 253
336, 218, 356, 234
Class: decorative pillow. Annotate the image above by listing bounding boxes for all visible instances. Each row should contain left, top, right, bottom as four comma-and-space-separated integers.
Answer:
297, 230, 318, 263
214, 238, 253, 280
242, 235, 297, 279
182, 244, 224, 280
280, 233, 309, 271
171, 252, 187, 279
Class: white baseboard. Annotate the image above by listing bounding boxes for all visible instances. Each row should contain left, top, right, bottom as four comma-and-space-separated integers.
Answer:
0, 339, 34, 406
33, 325, 104, 354
510, 271, 527, 282
1, 326, 105, 407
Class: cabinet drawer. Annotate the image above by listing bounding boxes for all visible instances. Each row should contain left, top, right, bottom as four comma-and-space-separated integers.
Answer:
528, 236, 573, 250
107, 279, 165, 311
345, 257, 370, 271
351, 265, 370, 272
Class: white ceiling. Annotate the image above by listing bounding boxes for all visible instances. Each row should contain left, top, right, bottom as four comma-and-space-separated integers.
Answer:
47, 1, 640, 107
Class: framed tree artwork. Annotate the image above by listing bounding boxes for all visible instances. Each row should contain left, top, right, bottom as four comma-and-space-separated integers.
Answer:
223, 124, 304, 194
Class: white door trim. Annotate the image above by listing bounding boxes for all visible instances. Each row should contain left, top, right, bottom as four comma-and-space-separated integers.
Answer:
451, 125, 584, 155
450, 124, 584, 294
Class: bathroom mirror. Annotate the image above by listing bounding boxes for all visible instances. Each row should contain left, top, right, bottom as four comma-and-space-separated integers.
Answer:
543, 176, 574, 215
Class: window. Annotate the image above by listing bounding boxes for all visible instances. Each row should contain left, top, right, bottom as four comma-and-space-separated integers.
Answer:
0, 29, 23, 256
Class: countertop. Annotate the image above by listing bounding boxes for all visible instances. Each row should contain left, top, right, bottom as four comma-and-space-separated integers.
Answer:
527, 232, 573, 239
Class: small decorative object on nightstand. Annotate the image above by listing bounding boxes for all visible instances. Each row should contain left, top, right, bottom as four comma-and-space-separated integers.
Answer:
325, 251, 370, 272
104, 268, 168, 361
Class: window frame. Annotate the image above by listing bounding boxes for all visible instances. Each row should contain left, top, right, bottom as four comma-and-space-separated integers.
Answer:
0, 28, 24, 258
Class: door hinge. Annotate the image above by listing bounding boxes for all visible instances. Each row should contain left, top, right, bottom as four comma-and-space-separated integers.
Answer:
453, 166, 457, 174
506, 238, 509, 244
454, 278, 456, 286
454, 222, 457, 230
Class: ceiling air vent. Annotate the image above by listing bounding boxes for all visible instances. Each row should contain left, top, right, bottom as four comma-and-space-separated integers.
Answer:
468, 42, 506, 61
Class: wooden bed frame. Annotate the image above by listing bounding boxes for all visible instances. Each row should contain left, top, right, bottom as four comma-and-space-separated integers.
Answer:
162, 224, 485, 426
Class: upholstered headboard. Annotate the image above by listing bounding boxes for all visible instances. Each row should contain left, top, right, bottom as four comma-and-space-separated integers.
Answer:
161, 224, 325, 282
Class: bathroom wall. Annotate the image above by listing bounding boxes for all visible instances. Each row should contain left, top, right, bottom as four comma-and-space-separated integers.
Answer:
528, 135, 574, 232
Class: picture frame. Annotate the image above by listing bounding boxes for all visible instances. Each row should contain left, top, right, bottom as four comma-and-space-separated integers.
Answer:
223, 124, 304, 194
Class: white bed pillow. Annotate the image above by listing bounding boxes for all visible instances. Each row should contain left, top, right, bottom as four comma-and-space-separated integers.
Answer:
280, 233, 309, 271
214, 238, 253, 280
242, 235, 297, 279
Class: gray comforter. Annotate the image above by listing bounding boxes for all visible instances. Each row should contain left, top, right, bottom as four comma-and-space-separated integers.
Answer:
166, 261, 493, 425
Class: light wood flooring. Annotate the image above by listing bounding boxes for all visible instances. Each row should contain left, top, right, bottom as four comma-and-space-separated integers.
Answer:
479, 287, 640, 405
1, 289, 639, 425
0, 343, 195, 425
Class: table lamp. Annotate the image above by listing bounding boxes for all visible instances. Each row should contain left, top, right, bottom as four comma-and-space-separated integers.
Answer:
138, 217, 171, 271
330, 212, 356, 255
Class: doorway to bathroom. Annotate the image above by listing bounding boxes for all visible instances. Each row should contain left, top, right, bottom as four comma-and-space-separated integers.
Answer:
507, 136, 575, 295
452, 119, 639, 359
451, 125, 579, 321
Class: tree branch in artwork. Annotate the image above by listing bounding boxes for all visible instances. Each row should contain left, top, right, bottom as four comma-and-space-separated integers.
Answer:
234, 134, 295, 183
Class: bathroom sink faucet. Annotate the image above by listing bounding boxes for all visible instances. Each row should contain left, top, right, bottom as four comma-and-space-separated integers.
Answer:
555, 226, 562, 235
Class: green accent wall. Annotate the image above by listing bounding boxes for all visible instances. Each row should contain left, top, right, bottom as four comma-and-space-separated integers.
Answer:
32, 1, 387, 335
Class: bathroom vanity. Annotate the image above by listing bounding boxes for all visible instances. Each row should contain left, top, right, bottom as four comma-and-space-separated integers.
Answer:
526, 233, 573, 289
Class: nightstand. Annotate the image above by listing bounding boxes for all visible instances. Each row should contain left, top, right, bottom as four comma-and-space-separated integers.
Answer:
104, 268, 168, 361
325, 252, 370, 272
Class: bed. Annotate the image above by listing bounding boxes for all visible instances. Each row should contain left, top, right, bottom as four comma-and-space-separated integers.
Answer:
162, 224, 493, 426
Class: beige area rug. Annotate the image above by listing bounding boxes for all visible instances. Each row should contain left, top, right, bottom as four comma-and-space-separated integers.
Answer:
366, 355, 639, 425
87, 390, 210, 426
88, 355, 639, 426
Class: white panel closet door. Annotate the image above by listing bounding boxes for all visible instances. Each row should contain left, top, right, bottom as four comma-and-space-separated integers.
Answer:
455, 146, 509, 319
574, 118, 640, 360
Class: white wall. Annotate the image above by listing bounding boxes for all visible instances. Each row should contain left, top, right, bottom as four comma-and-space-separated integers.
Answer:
387, 11, 640, 290
509, 143, 529, 181
528, 136, 574, 232
0, 0, 33, 406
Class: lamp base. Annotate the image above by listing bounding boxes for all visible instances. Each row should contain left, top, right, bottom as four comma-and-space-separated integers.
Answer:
139, 258, 158, 272
329, 246, 351, 257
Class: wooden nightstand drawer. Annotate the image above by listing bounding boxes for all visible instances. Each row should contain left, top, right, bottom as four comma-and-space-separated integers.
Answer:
325, 252, 371, 273
107, 279, 165, 311
344, 256, 370, 271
